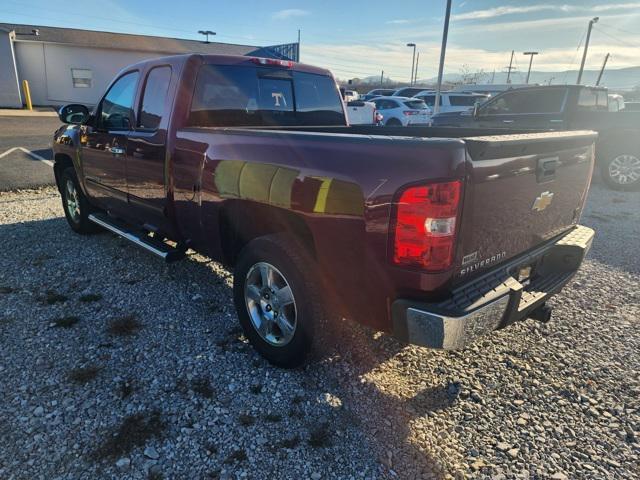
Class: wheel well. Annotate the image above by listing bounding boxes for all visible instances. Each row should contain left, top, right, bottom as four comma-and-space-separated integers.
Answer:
53, 153, 74, 189
219, 201, 316, 267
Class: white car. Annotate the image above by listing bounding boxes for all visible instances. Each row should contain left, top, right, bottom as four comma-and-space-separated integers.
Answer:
414, 91, 489, 114
343, 89, 359, 102
345, 100, 381, 125
372, 96, 431, 126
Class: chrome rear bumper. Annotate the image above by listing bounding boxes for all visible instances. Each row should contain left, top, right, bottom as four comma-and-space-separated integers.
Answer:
392, 225, 594, 350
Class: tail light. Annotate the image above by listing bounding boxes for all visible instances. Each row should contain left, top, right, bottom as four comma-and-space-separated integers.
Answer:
403, 110, 422, 116
392, 180, 462, 271
251, 57, 294, 68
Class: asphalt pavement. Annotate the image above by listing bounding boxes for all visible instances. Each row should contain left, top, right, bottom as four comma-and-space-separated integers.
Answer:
0, 116, 62, 191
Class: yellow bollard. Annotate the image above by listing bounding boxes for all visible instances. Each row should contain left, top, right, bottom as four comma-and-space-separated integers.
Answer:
22, 79, 33, 111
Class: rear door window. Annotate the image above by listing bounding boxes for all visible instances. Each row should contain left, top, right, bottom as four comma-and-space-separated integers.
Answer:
189, 65, 344, 126
138, 66, 172, 130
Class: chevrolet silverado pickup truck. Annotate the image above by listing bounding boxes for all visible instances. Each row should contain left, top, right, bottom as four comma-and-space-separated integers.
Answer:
431, 85, 640, 190
53, 54, 595, 367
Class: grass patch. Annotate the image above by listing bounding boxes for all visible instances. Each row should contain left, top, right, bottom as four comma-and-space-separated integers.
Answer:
107, 315, 142, 336
79, 293, 103, 303
308, 422, 332, 448
52, 316, 80, 328
91, 410, 165, 461
0, 286, 17, 294
68, 365, 101, 384
264, 413, 282, 423
237, 413, 255, 427
223, 448, 247, 464
191, 377, 214, 399
44, 290, 68, 305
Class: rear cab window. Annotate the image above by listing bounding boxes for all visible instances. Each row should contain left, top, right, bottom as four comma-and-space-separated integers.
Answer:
188, 65, 345, 127
577, 88, 609, 111
138, 66, 172, 130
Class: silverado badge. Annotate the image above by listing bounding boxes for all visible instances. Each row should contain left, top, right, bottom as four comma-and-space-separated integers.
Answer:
532, 191, 554, 212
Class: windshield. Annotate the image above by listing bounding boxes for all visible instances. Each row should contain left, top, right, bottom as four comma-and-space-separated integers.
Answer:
189, 65, 345, 127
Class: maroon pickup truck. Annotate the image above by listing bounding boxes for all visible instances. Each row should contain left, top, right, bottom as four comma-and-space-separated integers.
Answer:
53, 54, 595, 367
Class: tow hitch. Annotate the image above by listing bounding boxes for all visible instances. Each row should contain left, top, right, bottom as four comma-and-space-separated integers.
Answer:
529, 303, 553, 323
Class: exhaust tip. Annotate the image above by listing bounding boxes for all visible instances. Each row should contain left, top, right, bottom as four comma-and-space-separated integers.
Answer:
529, 303, 552, 323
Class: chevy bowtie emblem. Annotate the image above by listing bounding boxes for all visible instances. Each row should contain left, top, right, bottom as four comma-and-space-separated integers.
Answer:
532, 191, 554, 212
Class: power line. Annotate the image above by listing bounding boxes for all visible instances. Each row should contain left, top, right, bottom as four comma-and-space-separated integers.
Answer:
594, 25, 640, 49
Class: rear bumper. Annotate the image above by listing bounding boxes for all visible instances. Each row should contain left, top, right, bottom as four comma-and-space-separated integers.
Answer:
391, 225, 594, 349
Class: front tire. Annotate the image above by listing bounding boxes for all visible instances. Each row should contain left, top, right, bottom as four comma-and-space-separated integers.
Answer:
59, 167, 99, 234
601, 151, 640, 191
233, 235, 323, 368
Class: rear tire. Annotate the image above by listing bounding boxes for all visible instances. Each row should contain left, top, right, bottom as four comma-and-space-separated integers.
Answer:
59, 167, 100, 234
233, 234, 324, 368
600, 151, 640, 191
386, 118, 402, 126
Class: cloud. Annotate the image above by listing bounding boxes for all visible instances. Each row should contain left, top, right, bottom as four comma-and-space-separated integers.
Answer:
453, 2, 640, 21
385, 19, 411, 25
271, 9, 310, 20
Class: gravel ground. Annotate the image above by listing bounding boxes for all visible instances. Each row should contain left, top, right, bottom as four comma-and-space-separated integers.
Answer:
0, 183, 638, 480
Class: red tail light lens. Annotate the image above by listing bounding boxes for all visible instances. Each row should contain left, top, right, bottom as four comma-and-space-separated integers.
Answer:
393, 180, 462, 271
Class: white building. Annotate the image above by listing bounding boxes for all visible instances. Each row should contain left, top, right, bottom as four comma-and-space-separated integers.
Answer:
0, 23, 298, 108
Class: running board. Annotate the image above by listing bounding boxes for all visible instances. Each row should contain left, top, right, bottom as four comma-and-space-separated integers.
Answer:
88, 213, 186, 263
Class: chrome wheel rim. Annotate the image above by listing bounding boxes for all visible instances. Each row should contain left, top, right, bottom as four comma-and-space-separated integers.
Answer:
609, 154, 640, 185
244, 262, 297, 347
65, 179, 81, 222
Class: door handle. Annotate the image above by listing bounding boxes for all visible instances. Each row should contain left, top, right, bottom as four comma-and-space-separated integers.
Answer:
109, 146, 125, 155
502, 119, 514, 124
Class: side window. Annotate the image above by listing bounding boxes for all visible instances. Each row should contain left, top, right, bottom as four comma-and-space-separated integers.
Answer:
99, 71, 139, 130
482, 91, 518, 115
138, 66, 172, 130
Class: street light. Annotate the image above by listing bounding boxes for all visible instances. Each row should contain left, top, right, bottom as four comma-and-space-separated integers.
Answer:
406, 43, 416, 85
577, 17, 599, 84
198, 30, 216, 43
523, 51, 539, 84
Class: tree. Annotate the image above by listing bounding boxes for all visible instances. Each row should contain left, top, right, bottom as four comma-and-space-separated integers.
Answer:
457, 64, 487, 85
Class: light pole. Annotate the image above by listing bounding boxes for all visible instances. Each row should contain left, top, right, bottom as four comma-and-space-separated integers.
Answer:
198, 30, 216, 43
523, 51, 539, 84
577, 17, 599, 84
406, 43, 416, 85
434, 0, 452, 115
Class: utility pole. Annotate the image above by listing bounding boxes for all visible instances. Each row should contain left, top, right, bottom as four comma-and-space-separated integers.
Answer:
490, 69, 495, 84
434, 0, 452, 115
406, 43, 417, 85
380, 70, 384, 87
577, 17, 599, 84
198, 30, 216, 43
596, 53, 610, 86
414, 52, 420, 84
505, 50, 515, 84
523, 51, 539, 84
297, 29, 301, 61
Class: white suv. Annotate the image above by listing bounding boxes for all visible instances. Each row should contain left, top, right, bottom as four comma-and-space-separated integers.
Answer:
372, 97, 431, 126
414, 91, 489, 114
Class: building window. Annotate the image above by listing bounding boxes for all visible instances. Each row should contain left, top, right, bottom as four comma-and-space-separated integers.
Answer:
71, 68, 92, 88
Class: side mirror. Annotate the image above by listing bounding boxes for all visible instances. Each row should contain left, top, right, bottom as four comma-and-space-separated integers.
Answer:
58, 104, 89, 124
472, 102, 481, 119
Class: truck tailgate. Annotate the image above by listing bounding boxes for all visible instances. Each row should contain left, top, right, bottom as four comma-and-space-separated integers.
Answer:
455, 131, 596, 281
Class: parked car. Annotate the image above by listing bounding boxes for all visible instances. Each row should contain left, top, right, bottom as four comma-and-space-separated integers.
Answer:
392, 87, 425, 97
450, 83, 532, 96
345, 100, 380, 125
414, 91, 490, 113
53, 54, 595, 367
342, 89, 359, 102
372, 96, 431, 126
365, 88, 395, 97
623, 101, 640, 111
431, 85, 640, 190
608, 94, 625, 112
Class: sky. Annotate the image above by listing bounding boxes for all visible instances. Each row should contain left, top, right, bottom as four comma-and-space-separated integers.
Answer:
1, 0, 639, 85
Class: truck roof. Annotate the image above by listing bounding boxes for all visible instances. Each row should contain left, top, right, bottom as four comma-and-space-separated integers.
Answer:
125, 53, 332, 77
